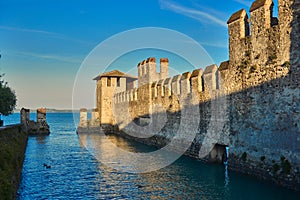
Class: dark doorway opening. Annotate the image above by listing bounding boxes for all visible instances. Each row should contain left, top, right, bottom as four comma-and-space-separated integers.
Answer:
208, 144, 228, 164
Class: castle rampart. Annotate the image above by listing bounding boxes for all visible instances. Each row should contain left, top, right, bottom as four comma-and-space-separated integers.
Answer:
79, 0, 300, 191
227, 0, 297, 85
137, 57, 169, 86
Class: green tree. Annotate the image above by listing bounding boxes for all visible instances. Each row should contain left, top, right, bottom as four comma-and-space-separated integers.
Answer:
0, 73, 17, 119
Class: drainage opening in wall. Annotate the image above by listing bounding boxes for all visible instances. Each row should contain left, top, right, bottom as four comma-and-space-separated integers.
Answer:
133, 115, 151, 127
207, 144, 229, 164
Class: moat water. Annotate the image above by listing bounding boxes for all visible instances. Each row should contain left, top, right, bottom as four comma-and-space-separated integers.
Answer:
3, 113, 300, 199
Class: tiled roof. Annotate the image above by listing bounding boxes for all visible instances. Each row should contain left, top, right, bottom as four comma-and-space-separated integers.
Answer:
93, 70, 137, 80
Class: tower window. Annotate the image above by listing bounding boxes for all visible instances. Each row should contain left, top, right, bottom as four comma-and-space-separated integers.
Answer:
117, 77, 120, 87
107, 77, 111, 87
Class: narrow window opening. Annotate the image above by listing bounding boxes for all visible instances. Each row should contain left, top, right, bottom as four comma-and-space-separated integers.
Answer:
201, 77, 205, 92
117, 77, 120, 87
107, 77, 111, 87
189, 78, 193, 93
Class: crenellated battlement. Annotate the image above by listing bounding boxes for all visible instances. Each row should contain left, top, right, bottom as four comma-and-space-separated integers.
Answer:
137, 57, 169, 86
227, 0, 294, 69
87, 0, 299, 128
97, 0, 299, 125
250, 0, 275, 30
113, 62, 221, 106
79, 0, 300, 190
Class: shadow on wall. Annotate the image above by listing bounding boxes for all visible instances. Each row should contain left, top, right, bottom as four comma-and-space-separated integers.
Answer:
78, 0, 300, 191
290, 0, 300, 71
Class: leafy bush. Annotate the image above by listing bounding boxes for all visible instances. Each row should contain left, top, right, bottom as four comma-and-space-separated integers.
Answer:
0, 74, 17, 118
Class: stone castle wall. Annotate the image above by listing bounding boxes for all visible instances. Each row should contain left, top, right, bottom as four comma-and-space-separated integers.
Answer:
76, 0, 299, 190
110, 0, 300, 190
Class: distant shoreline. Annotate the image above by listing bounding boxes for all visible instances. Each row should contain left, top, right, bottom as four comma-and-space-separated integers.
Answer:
13, 109, 80, 113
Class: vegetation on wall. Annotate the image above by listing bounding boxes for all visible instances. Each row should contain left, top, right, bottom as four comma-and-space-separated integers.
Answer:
0, 126, 27, 200
280, 156, 291, 174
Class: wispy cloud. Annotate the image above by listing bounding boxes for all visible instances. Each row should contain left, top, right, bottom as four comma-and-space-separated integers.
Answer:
7, 50, 82, 64
164, 38, 227, 48
233, 0, 252, 7
159, 0, 227, 27
0, 25, 93, 46
0, 25, 61, 36
199, 41, 227, 48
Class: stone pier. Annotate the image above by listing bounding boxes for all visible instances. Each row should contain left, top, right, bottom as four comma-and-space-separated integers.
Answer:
90, 109, 100, 127
78, 108, 88, 128
77, 108, 104, 133
20, 107, 50, 135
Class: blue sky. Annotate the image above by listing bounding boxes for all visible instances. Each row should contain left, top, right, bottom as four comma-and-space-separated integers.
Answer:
0, 0, 278, 109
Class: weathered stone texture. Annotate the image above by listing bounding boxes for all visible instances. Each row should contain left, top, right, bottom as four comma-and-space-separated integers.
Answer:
37, 108, 46, 123
87, 0, 300, 191
94, 70, 137, 125
20, 108, 50, 135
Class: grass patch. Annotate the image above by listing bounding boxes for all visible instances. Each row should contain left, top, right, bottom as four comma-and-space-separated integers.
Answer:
0, 125, 28, 200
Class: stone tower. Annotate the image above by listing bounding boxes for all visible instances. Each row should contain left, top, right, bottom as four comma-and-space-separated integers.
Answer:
93, 70, 137, 125
136, 57, 169, 117
227, 9, 250, 67
249, 0, 278, 66
278, 0, 299, 66
227, 0, 299, 75
137, 57, 169, 86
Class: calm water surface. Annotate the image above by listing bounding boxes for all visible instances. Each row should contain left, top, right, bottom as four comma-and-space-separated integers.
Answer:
3, 113, 300, 199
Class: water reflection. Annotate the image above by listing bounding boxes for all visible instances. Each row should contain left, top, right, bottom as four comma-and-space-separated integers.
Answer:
80, 132, 300, 200
15, 113, 300, 200
81, 132, 181, 173
35, 136, 46, 144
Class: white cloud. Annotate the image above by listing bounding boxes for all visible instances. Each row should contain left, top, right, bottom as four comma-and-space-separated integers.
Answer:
159, 0, 227, 27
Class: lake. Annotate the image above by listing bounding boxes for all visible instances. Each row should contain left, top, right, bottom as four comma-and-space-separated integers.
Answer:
3, 113, 300, 199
